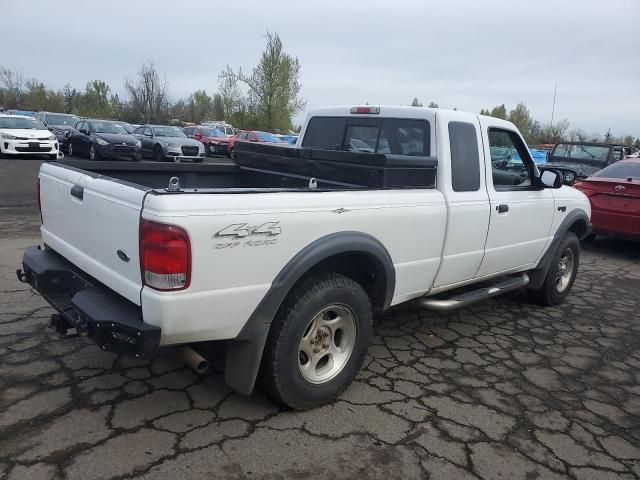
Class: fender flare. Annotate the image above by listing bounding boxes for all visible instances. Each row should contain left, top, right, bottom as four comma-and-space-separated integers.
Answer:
528, 209, 591, 289
224, 231, 396, 395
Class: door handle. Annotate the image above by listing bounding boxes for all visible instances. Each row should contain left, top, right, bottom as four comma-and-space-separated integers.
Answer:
497, 204, 509, 213
70, 185, 84, 200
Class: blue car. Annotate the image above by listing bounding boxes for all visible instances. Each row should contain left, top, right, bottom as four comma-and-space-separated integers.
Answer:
529, 148, 549, 165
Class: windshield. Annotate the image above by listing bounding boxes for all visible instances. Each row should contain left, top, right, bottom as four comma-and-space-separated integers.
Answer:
256, 131, 284, 143
202, 128, 225, 137
552, 144, 609, 163
592, 161, 640, 180
224, 126, 234, 135
46, 114, 79, 126
116, 123, 134, 134
0, 117, 46, 130
154, 127, 187, 138
91, 121, 127, 134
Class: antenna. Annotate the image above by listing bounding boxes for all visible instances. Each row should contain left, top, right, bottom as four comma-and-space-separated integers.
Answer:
550, 83, 558, 128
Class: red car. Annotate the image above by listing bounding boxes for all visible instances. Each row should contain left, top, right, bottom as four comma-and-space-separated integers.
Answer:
183, 126, 230, 156
227, 130, 287, 158
573, 158, 640, 240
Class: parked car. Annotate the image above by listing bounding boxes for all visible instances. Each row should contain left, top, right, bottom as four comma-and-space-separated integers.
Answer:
35, 112, 80, 152
67, 119, 141, 161
546, 142, 626, 184
19, 105, 591, 410
573, 158, 640, 240
227, 130, 287, 158
277, 134, 299, 145
184, 125, 230, 156
203, 121, 235, 137
133, 125, 205, 162
0, 114, 59, 159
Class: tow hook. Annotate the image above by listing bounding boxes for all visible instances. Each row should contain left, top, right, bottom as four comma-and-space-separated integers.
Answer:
16, 269, 30, 283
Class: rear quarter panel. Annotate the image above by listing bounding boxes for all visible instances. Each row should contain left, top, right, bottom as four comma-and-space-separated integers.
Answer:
140, 189, 446, 345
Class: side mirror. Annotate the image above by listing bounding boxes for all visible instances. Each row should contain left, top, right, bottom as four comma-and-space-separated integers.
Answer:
540, 169, 563, 189
79, 128, 88, 135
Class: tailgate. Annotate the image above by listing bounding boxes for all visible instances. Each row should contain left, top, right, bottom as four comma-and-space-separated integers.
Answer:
39, 163, 147, 305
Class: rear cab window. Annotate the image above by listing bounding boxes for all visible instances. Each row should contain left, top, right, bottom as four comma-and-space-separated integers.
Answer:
302, 116, 430, 157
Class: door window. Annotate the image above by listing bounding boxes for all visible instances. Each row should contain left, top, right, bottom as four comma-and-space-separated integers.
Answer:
449, 122, 480, 192
488, 129, 532, 189
143, 127, 152, 136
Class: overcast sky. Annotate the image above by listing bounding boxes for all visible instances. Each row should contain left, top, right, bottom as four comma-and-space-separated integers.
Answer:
2, 0, 639, 135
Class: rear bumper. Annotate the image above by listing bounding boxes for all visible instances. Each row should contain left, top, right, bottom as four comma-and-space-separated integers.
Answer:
17, 246, 160, 358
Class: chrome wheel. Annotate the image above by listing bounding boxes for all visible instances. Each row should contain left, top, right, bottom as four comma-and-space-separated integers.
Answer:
298, 304, 357, 384
555, 248, 574, 293
89, 145, 96, 160
68, 142, 73, 156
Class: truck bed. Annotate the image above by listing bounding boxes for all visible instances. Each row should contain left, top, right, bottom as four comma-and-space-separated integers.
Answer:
56, 142, 438, 193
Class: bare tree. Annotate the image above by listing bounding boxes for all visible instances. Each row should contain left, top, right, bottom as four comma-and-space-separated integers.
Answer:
125, 62, 169, 123
0, 66, 26, 108
545, 119, 570, 143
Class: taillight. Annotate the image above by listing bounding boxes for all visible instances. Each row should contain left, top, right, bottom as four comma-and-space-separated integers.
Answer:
140, 219, 191, 291
36, 177, 43, 223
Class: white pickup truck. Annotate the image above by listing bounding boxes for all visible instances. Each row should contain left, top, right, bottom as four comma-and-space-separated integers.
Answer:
18, 105, 591, 409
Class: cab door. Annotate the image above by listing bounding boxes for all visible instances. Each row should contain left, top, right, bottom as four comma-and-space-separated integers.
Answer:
432, 111, 490, 288
475, 118, 555, 277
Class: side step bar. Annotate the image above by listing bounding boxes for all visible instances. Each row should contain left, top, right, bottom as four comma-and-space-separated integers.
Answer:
417, 273, 529, 311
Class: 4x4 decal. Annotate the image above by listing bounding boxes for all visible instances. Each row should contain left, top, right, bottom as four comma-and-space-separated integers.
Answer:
213, 222, 281, 249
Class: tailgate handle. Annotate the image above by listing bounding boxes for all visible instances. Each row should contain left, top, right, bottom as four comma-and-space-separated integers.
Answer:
70, 185, 84, 200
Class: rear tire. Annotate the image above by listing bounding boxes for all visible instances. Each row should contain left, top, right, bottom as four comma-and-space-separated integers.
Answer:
528, 231, 580, 306
260, 273, 372, 410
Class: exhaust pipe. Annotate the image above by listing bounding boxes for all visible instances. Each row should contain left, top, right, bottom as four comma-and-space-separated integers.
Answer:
178, 346, 210, 374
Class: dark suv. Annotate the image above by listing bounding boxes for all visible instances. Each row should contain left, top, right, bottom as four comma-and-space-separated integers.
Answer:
35, 112, 80, 152
546, 142, 626, 184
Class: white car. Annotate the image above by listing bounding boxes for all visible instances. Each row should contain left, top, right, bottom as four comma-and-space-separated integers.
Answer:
0, 114, 60, 159
18, 105, 591, 410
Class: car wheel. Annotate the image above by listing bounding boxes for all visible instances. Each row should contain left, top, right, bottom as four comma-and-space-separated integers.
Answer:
528, 231, 580, 306
89, 144, 100, 161
208, 144, 216, 155
154, 145, 164, 162
67, 141, 74, 157
260, 273, 373, 410
230, 147, 236, 159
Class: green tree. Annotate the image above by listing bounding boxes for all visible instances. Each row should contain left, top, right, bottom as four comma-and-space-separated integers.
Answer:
213, 93, 224, 120
489, 104, 507, 120
220, 32, 305, 130
411, 97, 423, 107
507, 102, 533, 142
76, 80, 112, 118
428, 101, 439, 108
63, 84, 77, 113
622, 135, 634, 146
0, 66, 25, 108
188, 89, 214, 124
218, 65, 243, 123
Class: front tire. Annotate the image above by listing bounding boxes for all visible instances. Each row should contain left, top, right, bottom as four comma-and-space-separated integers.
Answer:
89, 144, 100, 161
154, 145, 164, 162
528, 231, 580, 306
260, 273, 373, 410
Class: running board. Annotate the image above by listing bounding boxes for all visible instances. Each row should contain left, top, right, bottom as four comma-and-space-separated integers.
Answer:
417, 273, 529, 311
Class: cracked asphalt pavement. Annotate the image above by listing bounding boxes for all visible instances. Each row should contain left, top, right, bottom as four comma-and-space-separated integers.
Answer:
1, 158, 640, 479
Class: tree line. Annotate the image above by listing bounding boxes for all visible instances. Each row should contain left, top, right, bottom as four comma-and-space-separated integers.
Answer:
0, 32, 303, 133
411, 97, 639, 148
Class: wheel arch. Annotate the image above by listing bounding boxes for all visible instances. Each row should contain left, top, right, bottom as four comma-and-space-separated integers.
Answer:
528, 209, 591, 289
224, 231, 396, 395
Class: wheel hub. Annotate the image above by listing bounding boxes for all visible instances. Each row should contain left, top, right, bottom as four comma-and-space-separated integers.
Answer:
297, 305, 357, 385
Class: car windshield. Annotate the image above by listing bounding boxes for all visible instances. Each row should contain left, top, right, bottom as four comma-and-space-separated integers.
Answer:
552, 144, 610, 163
0, 117, 46, 130
256, 131, 284, 142
46, 114, 80, 126
90, 122, 127, 134
116, 123, 134, 134
154, 127, 186, 138
202, 128, 225, 137
592, 161, 640, 180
